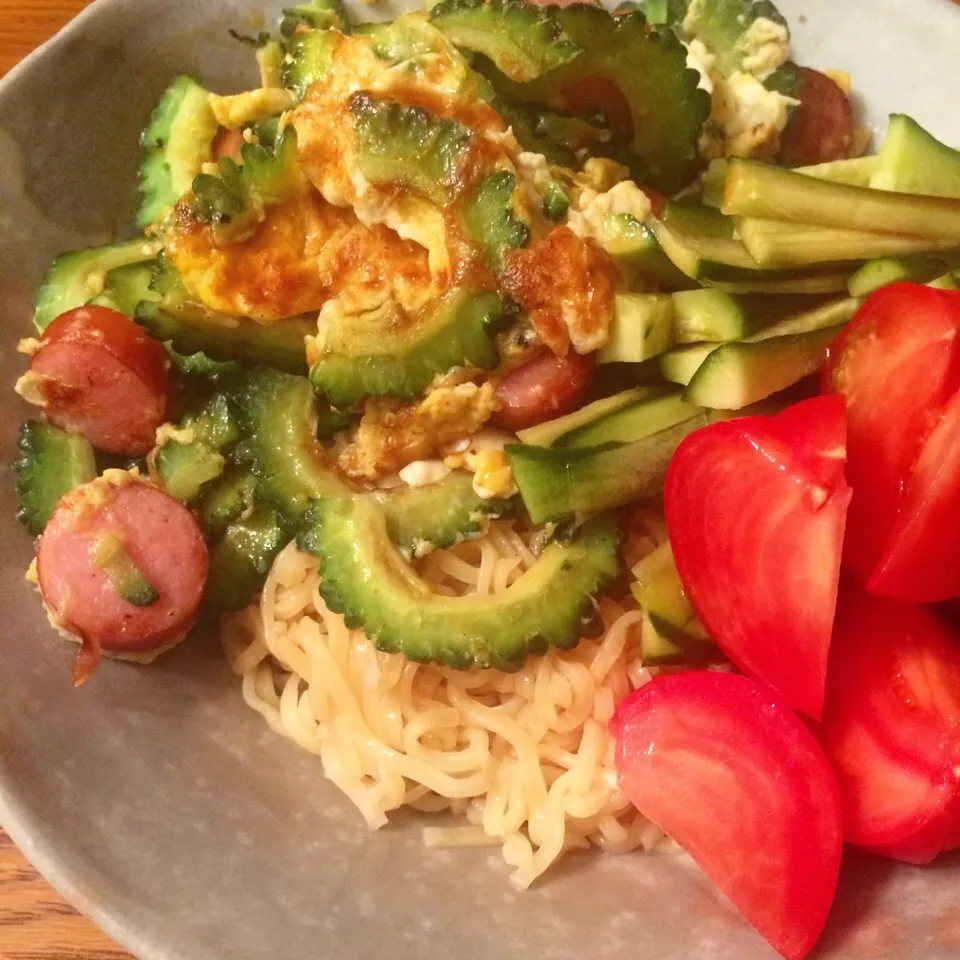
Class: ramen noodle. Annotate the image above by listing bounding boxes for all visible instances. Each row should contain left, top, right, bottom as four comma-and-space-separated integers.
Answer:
222, 518, 673, 888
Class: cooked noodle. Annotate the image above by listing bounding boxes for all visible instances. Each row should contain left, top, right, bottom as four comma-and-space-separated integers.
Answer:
222, 518, 670, 888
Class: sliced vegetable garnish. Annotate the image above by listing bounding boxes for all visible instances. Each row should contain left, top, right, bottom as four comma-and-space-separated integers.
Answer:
430, 0, 582, 82
482, 7, 710, 192
90, 532, 160, 608
612, 671, 843, 960
664, 395, 851, 719
15, 421, 97, 536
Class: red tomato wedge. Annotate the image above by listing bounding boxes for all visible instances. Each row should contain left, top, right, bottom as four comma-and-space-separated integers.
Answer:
869, 387, 960, 601
664, 395, 851, 719
823, 283, 960, 602
612, 672, 843, 960
821, 580, 960, 863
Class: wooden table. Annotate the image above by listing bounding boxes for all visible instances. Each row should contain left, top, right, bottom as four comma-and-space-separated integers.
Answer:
1, 4, 128, 954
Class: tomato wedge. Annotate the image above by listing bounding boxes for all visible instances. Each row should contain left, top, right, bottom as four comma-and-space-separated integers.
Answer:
869, 387, 960, 601
823, 283, 960, 602
664, 395, 851, 719
821, 580, 960, 863
612, 672, 843, 960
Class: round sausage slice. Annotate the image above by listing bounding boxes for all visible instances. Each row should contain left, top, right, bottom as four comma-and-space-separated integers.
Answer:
37, 475, 208, 678
779, 68, 854, 168
24, 306, 173, 456
493, 348, 596, 432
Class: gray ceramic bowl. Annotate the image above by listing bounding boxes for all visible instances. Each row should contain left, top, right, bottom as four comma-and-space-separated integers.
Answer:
2, 2, 960, 958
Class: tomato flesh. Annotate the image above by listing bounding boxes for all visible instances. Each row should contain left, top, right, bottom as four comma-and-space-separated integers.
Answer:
821, 580, 960, 863
869, 387, 960, 601
664, 395, 851, 719
612, 671, 843, 960
823, 283, 960, 601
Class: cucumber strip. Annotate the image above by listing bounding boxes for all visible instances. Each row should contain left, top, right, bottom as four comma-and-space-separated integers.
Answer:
639, 612, 715, 667
598, 294, 674, 364
683, 324, 845, 410
706, 274, 852, 295
870, 114, 960, 197
515, 387, 659, 447
929, 271, 960, 291
723, 159, 960, 241
671, 289, 748, 342
506, 414, 708, 524
660, 296, 861, 386
659, 342, 718, 386
631, 541, 692, 630
556, 390, 702, 449
703, 156, 881, 208
650, 205, 862, 284
797, 155, 880, 187
737, 217, 960, 269
847, 256, 958, 298
90, 532, 160, 607
599, 214, 696, 289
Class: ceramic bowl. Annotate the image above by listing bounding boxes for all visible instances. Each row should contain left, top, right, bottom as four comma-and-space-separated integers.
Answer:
1, 2, 959, 958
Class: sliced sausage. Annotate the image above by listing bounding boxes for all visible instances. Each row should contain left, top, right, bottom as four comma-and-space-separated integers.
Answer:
493, 348, 596, 432
778, 67, 854, 168
212, 126, 244, 161
37, 476, 208, 676
26, 306, 173, 455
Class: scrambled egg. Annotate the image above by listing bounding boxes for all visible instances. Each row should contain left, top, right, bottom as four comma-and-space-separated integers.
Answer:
685, 38, 798, 159
501, 226, 617, 355
738, 17, 791, 81
287, 24, 512, 281
567, 181, 652, 244
209, 88, 294, 130
338, 382, 499, 480
167, 193, 434, 321
681, 5, 796, 160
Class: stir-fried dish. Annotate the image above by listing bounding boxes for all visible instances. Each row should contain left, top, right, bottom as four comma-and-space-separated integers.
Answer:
12, 1, 960, 957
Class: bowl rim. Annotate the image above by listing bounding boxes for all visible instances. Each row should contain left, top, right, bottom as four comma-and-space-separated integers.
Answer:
0, 6, 171, 956
3, 4, 960, 960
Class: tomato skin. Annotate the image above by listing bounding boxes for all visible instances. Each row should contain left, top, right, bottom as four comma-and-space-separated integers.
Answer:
778, 68, 853, 167
664, 395, 851, 719
613, 672, 843, 960
820, 581, 960, 863
493, 348, 596, 432
868, 387, 960, 601
29, 306, 173, 456
823, 283, 960, 602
